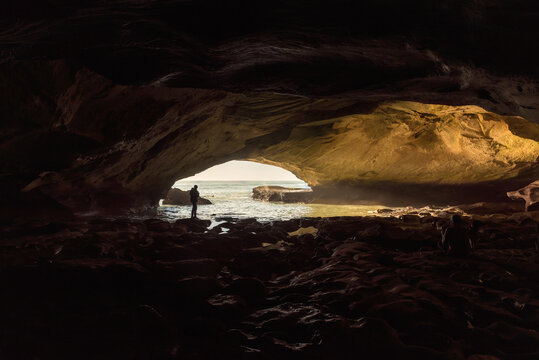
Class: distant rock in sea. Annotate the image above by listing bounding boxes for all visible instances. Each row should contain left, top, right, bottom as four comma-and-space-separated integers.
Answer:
252, 185, 313, 203
162, 188, 212, 205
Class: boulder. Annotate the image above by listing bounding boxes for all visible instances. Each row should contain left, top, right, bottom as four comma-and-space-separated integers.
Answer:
174, 218, 211, 232
252, 185, 313, 203
162, 188, 212, 205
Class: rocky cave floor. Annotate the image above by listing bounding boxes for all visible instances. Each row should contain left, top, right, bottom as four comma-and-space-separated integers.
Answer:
1, 214, 538, 360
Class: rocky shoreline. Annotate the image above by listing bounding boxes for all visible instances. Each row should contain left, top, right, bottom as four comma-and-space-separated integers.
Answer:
1, 214, 538, 359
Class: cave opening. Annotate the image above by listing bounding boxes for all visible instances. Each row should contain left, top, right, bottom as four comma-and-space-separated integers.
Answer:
176, 160, 306, 182
158, 160, 313, 221
156, 160, 399, 221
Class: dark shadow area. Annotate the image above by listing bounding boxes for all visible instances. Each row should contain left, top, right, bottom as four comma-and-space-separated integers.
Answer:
1, 215, 538, 359
312, 175, 539, 207
3, 0, 539, 89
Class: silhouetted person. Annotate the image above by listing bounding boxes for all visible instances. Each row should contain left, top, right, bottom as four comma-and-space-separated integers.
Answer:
439, 214, 471, 256
469, 220, 482, 250
189, 185, 199, 218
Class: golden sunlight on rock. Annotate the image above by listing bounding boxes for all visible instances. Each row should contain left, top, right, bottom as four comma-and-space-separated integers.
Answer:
253, 101, 539, 186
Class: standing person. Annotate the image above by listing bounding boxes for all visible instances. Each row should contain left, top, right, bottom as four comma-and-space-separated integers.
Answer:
439, 214, 471, 256
468, 220, 482, 250
189, 185, 199, 218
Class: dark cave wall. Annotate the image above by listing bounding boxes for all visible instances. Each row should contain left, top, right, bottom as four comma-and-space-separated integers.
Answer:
4, 0, 538, 75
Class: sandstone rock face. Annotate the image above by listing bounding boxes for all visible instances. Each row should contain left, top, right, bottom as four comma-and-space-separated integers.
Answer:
1, 1, 538, 215
255, 101, 539, 186
162, 188, 212, 206
252, 185, 313, 203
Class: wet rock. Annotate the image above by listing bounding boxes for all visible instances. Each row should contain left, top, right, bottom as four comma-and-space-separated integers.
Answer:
317, 218, 371, 239
153, 244, 205, 261
299, 218, 321, 228
192, 234, 260, 260
143, 218, 171, 232
354, 224, 383, 241
174, 218, 211, 232
230, 247, 290, 279
156, 258, 220, 278
225, 277, 268, 305
207, 294, 247, 320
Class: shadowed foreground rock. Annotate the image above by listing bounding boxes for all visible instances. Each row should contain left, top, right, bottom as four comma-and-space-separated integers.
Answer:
1, 215, 538, 359
162, 188, 212, 206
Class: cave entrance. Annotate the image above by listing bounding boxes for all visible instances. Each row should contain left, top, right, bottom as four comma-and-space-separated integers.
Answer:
177, 160, 306, 183
158, 160, 312, 221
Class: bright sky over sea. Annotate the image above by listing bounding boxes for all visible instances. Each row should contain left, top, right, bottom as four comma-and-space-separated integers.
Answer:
177, 160, 302, 181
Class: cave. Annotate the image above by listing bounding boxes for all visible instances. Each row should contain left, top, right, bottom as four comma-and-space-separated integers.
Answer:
13, 91, 539, 215
1, 1, 539, 359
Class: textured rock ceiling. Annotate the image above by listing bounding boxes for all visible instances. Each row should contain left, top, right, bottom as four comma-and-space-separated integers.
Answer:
1, 0, 539, 214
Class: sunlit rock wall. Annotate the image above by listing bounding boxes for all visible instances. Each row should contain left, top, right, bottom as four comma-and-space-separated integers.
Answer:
256, 102, 539, 186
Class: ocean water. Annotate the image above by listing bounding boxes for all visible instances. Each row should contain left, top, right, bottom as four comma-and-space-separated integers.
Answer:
156, 180, 390, 222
